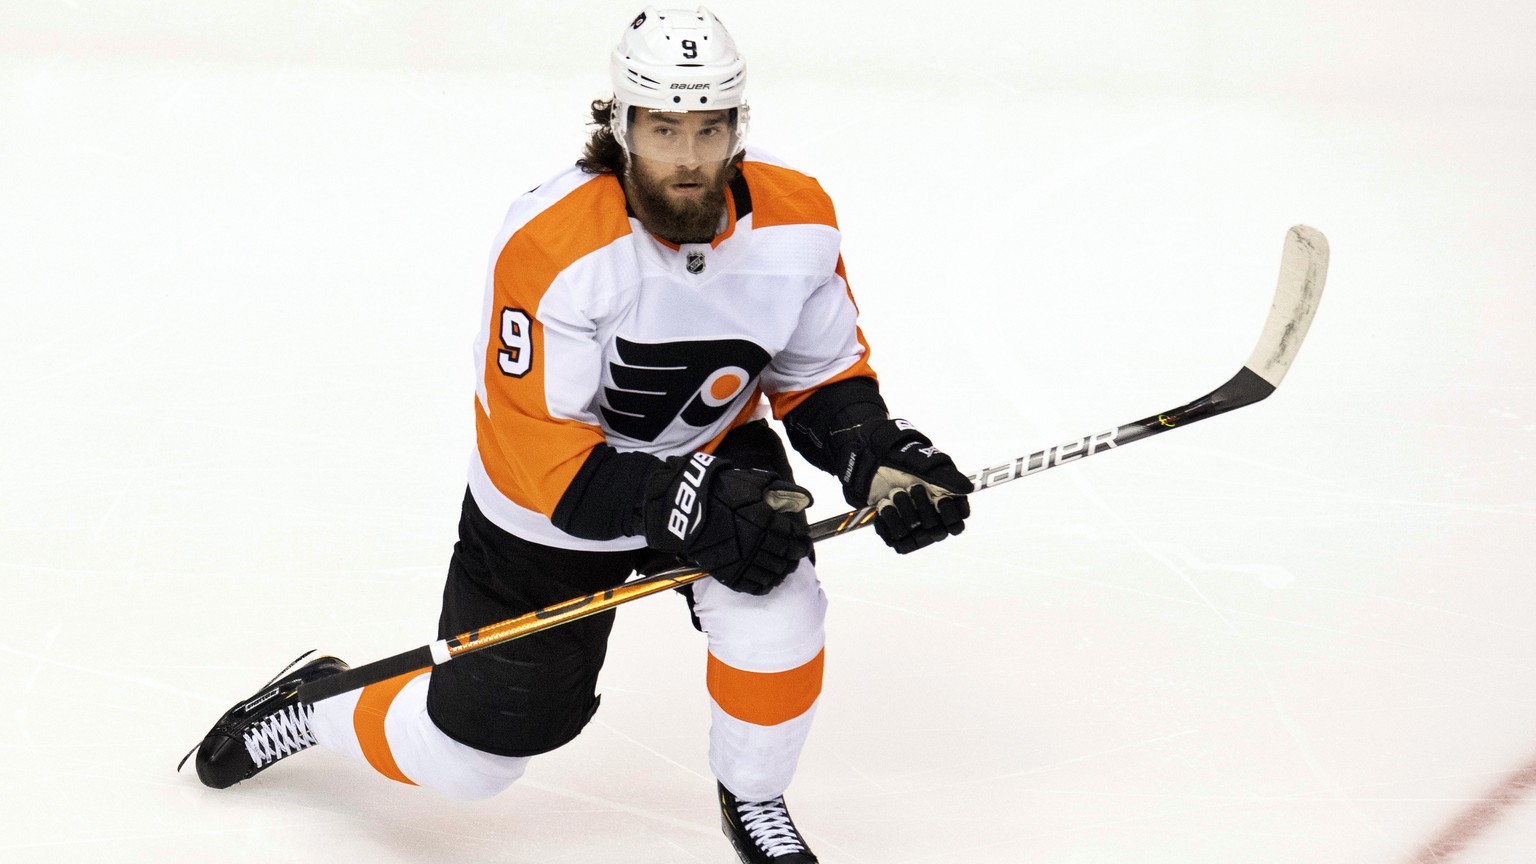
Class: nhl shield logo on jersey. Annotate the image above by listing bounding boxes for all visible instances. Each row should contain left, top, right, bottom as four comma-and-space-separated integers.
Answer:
686, 251, 706, 274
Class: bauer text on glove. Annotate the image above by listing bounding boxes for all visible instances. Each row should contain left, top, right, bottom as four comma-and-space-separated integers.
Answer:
639, 452, 813, 595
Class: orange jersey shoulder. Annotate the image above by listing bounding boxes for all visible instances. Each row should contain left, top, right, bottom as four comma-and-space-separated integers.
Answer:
740, 159, 839, 230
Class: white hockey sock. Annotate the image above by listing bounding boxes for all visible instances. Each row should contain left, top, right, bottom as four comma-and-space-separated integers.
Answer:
309, 670, 529, 800
692, 560, 828, 801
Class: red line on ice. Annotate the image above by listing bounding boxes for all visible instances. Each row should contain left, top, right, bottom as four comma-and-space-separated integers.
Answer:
1409, 751, 1536, 863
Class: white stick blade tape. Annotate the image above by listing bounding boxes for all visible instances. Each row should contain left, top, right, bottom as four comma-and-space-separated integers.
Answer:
1245, 224, 1329, 389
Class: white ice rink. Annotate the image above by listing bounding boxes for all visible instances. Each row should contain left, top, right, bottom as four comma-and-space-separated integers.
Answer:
3, 2, 1535, 862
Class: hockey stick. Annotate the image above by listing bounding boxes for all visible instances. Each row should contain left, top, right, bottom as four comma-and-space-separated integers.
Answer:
298, 224, 1328, 704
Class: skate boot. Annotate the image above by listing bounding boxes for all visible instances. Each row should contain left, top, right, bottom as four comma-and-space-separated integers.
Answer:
178, 650, 349, 789
719, 782, 820, 863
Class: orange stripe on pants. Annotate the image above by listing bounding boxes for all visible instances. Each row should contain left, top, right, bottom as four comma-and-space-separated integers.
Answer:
354, 668, 430, 785
707, 649, 824, 726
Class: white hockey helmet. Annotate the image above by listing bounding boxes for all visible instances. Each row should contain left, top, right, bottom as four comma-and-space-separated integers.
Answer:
609, 6, 749, 160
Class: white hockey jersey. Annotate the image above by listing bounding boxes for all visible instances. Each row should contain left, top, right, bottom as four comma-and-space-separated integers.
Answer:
468, 149, 876, 550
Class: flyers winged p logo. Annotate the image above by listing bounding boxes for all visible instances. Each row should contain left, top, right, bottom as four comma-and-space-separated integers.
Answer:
602, 337, 771, 442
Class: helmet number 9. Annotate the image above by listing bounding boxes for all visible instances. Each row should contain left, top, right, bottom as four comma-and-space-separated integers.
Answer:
498, 307, 533, 378
681, 39, 698, 59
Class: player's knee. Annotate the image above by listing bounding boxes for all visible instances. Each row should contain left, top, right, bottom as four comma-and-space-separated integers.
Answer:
390, 702, 535, 801
425, 751, 531, 801
701, 563, 827, 666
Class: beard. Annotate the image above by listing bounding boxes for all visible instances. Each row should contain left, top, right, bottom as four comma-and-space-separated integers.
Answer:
624, 158, 733, 245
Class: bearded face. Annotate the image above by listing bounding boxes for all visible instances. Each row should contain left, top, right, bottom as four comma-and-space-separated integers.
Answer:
621, 109, 736, 245
624, 157, 733, 245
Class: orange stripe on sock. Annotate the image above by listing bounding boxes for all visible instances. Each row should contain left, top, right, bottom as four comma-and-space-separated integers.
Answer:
707, 649, 824, 726
353, 668, 429, 785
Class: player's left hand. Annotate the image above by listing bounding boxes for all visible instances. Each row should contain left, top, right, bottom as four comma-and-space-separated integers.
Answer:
840, 419, 972, 554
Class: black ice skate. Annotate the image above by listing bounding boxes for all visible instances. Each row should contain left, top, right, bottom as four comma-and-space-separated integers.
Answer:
719, 782, 819, 863
178, 650, 349, 789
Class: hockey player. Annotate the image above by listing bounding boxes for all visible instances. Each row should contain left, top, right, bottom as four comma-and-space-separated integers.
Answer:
183, 7, 971, 863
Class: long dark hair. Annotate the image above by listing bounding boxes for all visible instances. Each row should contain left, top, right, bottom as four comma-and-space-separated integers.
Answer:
577, 99, 626, 177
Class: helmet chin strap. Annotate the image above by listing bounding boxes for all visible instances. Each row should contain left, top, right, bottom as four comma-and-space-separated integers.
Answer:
610, 104, 634, 158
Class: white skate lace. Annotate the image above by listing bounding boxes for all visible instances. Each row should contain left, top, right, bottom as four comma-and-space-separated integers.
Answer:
737, 797, 807, 857
242, 702, 317, 767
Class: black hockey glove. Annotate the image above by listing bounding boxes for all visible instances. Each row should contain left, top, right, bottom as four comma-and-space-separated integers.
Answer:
640, 452, 813, 596
840, 419, 973, 554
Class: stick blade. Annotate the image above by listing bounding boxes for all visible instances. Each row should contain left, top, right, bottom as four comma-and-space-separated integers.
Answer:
1244, 224, 1329, 389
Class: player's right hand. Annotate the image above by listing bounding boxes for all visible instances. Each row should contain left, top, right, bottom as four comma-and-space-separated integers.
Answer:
640, 452, 813, 595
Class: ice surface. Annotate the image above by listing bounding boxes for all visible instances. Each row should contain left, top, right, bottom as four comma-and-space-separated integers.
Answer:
2, 2, 1534, 862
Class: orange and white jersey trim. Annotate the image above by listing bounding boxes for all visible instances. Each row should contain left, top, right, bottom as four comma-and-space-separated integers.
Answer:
469, 148, 875, 550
